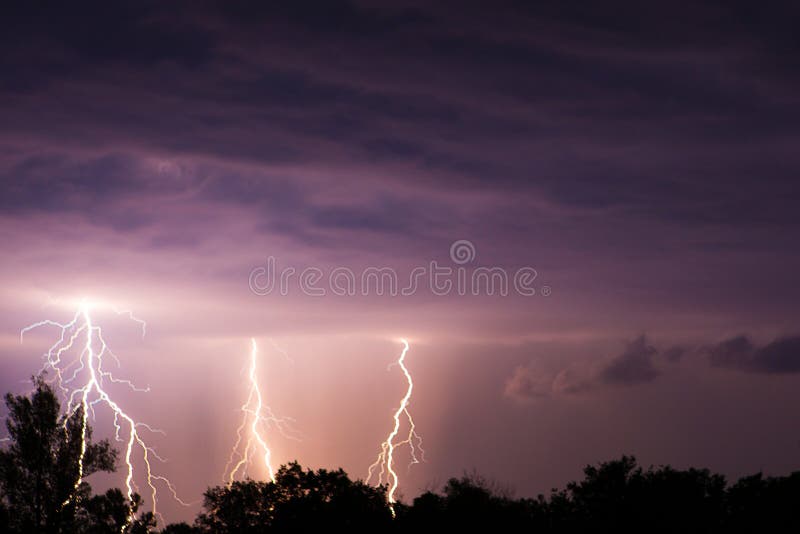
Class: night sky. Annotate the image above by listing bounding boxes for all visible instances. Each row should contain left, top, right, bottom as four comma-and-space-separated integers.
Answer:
2, 0, 800, 524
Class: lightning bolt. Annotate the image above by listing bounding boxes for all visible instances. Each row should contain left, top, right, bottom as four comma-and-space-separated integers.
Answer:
20, 299, 190, 530
367, 339, 425, 516
223, 338, 298, 485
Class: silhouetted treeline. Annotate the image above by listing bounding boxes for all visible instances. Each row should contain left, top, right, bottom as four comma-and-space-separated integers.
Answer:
2, 380, 799, 533
160, 456, 798, 533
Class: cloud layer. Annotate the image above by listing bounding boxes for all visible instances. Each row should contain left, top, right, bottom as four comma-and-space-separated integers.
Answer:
2, 1, 800, 525
708, 335, 800, 373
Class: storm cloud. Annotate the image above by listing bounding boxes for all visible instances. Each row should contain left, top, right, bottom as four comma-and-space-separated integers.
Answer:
708, 335, 800, 374
3, 1, 800, 525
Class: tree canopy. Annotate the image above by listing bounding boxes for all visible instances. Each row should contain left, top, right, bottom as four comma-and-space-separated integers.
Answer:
195, 462, 392, 533
166, 455, 800, 534
0, 377, 154, 533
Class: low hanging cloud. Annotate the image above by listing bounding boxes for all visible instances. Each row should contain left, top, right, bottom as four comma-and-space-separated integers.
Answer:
504, 360, 596, 403
505, 336, 663, 403
707, 335, 800, 374
661, 346, 686, 363
504, 362, 558, 402
599, 336, 660, 385
506, 333, 800, 403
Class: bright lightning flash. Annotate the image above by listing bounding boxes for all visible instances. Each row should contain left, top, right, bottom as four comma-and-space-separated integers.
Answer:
19, 300, 189, 529
223, 338, 297, 485
367, 339, 425, 516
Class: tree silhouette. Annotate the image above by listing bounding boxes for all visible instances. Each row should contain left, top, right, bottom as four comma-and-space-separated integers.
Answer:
0, 376, 154, 533
726, 471, 800, 533
403, 473, 540, 531
562, 456, 727, 533
195, 462, 393, 533
399, 456, 800, 533
82, 489, 156, 534
159, 521, 200, 534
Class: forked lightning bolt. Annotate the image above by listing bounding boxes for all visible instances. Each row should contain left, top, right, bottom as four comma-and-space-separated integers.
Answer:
367, 339, 425, 516
223, 338, 297, 485
19, 300, 189, 529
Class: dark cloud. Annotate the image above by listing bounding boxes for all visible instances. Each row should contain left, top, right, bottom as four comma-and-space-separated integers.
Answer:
0, 0, 798, 233
756, 337, 800, 373
508, 333, 800, 404
708, 335, 800, 374
0, 153, 141, 212
707, 336, 755, 369
1, 0, 800, 283
505, 336, 663, 403
0, 2, 215, 66
310, 197, 425, 235
0, 152, 169, 230
661, 346, 687, 363
600, 336, 660, 386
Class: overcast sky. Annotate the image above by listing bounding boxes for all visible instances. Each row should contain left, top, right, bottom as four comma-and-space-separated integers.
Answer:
1, 0, 799, 524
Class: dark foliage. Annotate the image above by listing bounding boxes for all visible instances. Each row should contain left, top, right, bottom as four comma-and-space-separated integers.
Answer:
400, 456, 799, 534
173, 455, 800, 534
0, 377, 155, 533
193, 462, 392, 533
